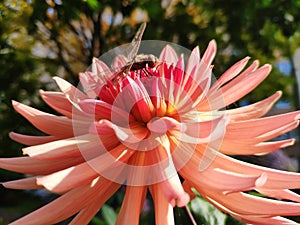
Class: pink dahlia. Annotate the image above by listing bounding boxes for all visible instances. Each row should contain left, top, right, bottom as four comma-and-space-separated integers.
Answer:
1, 40, 300, 225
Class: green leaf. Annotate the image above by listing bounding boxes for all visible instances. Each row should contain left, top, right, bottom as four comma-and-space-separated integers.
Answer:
102, 204, 117, 225
190, 197, 227, 225
86, 0, 100, 11
91, 217, 107, 225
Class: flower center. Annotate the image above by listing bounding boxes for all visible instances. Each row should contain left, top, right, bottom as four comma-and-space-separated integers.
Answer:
94, 62, 185, 151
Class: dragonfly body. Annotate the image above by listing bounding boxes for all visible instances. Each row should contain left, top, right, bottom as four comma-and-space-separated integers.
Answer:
109, 23, 158, 84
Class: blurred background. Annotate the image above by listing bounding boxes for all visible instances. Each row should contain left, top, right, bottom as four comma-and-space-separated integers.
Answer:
1, 0, 300, 224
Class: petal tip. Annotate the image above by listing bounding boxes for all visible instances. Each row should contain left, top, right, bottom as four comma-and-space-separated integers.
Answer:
255, 172, 268, 187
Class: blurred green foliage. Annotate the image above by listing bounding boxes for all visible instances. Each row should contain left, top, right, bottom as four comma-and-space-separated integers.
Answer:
2, 0, 300, 224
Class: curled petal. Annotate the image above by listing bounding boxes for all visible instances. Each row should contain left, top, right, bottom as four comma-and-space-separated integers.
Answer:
158, 174, 190, 207
147, 117, 185, 134
182, 180, 197, 200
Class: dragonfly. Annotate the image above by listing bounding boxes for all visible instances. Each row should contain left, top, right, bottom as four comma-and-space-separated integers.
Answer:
84, 23, 158, 96
109, 22, 158, 84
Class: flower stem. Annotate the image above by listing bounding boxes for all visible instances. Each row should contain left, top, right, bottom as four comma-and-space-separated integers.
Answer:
184, 205, 197, 225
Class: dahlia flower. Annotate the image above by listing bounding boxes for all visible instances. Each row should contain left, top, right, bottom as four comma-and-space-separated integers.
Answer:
1, 40, 300, 225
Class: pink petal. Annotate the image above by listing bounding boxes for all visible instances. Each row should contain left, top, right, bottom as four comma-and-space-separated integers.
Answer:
111, 54, 128, 71
185, 46, 200, 80
79, 71, 102, 98
182, 42, 216, 109
219, 111, 300, 154
9, 178, 120, 225
124, 141, 173, 186
149, 78, 168, 117
115, 186, 147, 225
0, 156, 83, 175
147, 117, 184, 135
92, 57, 110, 78
37, 144, 133, 193
189, 75, 211, 108
22, 134, 102, 159
178, 71, 212, 112
149, 184, 175, 225
170, 114, 228, 144
182, 180, 197, 200
69, 201, 102, 225
178, 44, 214, 111
2, 177, 41, 190
204, 194, 299, 225
158, 174, 190, 207
180, 159, 265, 193
219, 138, 295, 155
12, 101, 88, 138
237, 215, 300, 225
9, 132, 58, 146
204, 190, 300, 217
120, 76, 154, 122
226, 111, 300, 138
173, 55, 185, 103
197, 60, 260, 111
40, 90, 87, 119
159, 45, 178, 65
173, 141, 266, 192
78, 99, 135, 123
226, 91, 282, 121
53, 76, 87, 100
220, 64, 272, 106
90, 120, 149, 145
87, 56, 113, 92
210, 56, 251, 91
203, 148, 300, 190
256, 188, 300, 203
201, 40, 217, 66
174, 54, 185, 84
